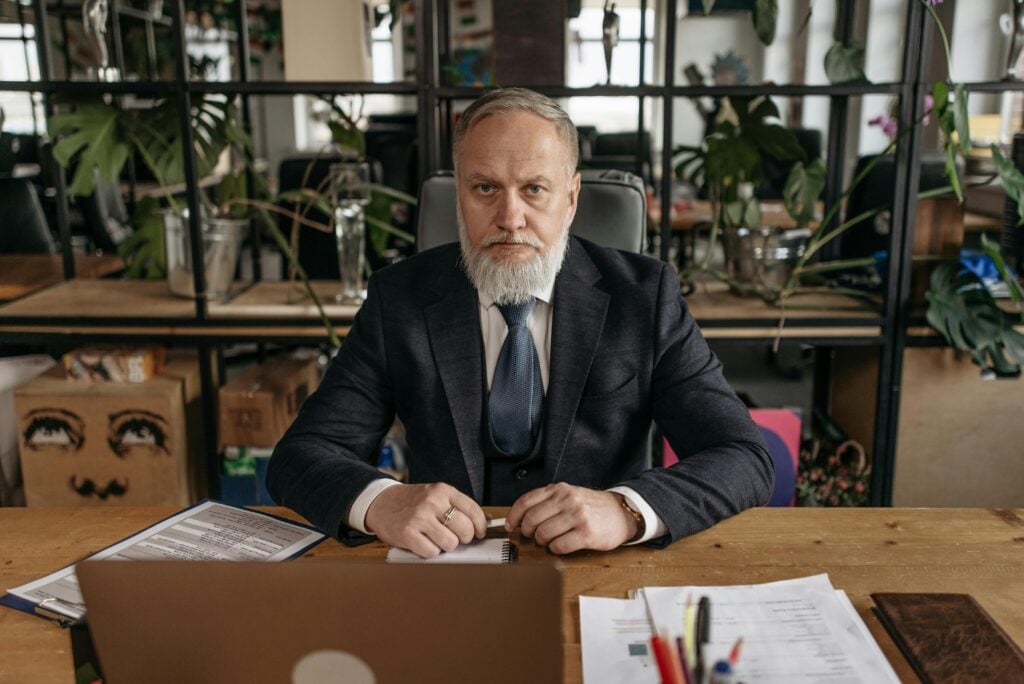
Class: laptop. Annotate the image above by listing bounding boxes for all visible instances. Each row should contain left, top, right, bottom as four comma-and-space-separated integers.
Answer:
76, 560, 562, 684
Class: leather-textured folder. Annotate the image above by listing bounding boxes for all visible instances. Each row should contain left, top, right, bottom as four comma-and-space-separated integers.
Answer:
872, 593, 1024, 683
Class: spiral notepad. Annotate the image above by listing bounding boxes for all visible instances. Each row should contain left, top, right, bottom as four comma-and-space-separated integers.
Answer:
386, 538, 516, 564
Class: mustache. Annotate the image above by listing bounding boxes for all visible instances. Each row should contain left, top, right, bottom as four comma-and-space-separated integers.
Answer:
69, 475, 129, 500
478, 232, 544, 249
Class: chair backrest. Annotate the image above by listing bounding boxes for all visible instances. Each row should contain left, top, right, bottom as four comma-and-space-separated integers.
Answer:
415, 168, 646, 254
0, 178, 56, 254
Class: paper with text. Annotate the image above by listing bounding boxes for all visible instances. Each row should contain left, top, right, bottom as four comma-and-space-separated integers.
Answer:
580, 574, 898, 684
7, 501, 325, 621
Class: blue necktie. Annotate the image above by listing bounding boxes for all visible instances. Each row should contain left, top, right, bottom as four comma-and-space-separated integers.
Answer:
489, 298, 544, 456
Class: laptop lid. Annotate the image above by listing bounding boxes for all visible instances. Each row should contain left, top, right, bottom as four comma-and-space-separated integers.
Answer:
76, 560, 562, 684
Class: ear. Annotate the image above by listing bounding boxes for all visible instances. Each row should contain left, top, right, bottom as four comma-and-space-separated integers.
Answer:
565, 172, 582, 226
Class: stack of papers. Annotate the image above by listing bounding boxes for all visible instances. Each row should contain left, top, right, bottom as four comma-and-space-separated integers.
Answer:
580, 574, 898, 683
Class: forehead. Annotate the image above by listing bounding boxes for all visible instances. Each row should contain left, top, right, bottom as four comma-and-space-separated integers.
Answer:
458, 111, 568, 177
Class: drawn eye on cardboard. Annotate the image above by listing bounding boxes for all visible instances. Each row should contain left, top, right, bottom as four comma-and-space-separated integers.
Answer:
107, 409, 170, 458
22, 408, 85, 452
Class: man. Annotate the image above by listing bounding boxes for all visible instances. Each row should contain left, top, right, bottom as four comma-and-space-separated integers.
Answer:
267, 88, 773, 558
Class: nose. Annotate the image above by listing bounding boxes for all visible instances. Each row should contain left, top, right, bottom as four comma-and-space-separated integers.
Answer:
495, 191, 527, 232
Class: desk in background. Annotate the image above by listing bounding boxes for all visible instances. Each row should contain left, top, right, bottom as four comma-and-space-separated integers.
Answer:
1, 506, 1022, 682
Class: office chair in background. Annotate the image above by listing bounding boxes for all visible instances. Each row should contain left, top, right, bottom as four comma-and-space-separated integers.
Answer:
0, 178, 57, 254
415, 168, 647, 254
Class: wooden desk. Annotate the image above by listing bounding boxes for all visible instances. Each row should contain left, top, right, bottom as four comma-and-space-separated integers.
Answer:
2, 506, 1022, 682
0, 255, 125, 302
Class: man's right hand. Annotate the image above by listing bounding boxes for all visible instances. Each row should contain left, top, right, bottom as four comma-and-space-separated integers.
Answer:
364, 483, 487, 558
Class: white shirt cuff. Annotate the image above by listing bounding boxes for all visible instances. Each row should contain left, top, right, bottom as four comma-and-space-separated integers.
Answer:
607, 486, 669, 545
347, 479, 403, 534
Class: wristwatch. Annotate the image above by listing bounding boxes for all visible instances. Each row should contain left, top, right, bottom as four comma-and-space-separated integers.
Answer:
619, 495, 646, 543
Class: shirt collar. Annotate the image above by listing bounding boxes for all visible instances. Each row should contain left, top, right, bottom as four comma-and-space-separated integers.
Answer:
477, 275, 556, 310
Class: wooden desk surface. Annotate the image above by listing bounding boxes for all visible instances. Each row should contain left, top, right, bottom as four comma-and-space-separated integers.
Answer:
2, 506, 1022, 683
0, 256, 125, 302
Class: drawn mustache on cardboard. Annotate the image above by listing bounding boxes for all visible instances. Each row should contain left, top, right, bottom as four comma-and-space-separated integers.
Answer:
69, 476, 129, 500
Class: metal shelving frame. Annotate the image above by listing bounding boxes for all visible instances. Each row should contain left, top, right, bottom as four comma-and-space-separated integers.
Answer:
0, 0, 970, 505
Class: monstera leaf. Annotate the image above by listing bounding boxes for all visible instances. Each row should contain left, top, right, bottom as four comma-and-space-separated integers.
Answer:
49, 100, 131, 196
783, 158, 826, 226
752, 0, 778, 45
926, 262, 1024, 377
117, 196, 166, 279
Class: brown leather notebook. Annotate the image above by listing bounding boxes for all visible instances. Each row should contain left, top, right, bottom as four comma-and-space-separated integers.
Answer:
872, 593, 1024, 684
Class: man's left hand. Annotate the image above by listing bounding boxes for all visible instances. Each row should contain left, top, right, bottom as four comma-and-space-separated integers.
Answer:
505, 483, 637, 554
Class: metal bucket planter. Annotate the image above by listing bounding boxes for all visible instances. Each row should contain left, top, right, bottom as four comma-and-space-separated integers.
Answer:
164, 211, 247, 299
723, 226, 811, 295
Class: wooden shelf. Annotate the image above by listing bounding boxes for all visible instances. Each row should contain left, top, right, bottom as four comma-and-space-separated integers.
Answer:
0, 279, 195, 320
0, 255, 124, 302
210, 281, 360, 319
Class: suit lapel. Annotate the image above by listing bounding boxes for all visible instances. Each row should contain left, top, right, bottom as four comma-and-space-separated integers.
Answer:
544, 240, 609, 479
424, 266, 486, 501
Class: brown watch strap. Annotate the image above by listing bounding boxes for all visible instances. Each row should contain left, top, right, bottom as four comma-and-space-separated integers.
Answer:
619, 496, 646, 542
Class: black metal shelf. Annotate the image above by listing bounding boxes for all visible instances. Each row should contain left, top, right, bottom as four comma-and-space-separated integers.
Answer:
958, 80, 1024, 92
0, 79, 174, 94
188, 80, 419, 96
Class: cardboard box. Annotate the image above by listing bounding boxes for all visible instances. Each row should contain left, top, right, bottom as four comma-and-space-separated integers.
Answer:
218, 357, 319, 448
15, 358, 202, 507
62, 346, 165, 383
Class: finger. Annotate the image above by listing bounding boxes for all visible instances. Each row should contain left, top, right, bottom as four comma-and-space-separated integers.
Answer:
532, 513, 576, 547
506, 485, 558, 530
445, 510, 476, 545
547, 529, 587, 555
520, 496, 566, 538
423, 520, 461, 553
446, 488, 487, 538
406, 533, 443, 559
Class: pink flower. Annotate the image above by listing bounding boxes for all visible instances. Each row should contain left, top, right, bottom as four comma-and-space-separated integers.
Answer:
869, 114, 899, 139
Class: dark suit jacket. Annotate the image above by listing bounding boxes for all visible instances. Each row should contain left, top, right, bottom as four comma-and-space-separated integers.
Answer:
267, 237, 774, 544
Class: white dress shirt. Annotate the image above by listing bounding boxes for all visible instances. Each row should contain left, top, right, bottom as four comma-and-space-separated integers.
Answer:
346, 280, 668, 544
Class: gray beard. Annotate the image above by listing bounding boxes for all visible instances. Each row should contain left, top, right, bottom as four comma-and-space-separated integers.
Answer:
457, 215, 570, 306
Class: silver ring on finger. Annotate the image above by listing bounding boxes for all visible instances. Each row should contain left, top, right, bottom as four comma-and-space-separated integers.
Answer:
441, 505, 457, 527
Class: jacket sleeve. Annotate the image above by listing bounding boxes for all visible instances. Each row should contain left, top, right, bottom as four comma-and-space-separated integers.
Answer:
266, 273, 396, 543
618, 263, 775, 544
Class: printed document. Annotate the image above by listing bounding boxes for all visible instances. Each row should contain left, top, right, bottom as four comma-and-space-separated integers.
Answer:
6, 501, 324, 621
580, 574, 898, 684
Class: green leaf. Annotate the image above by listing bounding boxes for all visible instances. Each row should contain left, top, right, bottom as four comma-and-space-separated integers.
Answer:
751, 124, 806, 162
118, 196, 166, 279
701, 0, 716, 15
783, 158, 826, 225
48, 102, 132, 196
327, 120, 366, 155
953, 83, 972, 154
944, 142, 963, 203
752, 0, 778, 46
1002, 328, 1024, 364
932, 80, 948, 113
992, 144, 1024, 225
824, 42, 868, 85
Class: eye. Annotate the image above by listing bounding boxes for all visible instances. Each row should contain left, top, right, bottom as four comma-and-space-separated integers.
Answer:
526, 184, 544, 195
107, 410, 169, 458
475, 183, 495, 195
22, 409, 85, 452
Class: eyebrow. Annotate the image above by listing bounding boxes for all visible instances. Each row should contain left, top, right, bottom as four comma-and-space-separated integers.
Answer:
463, 173, 554, 185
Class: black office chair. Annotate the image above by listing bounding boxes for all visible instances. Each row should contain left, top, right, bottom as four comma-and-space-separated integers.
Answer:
0, 178, 57, 254
415, 168, 647, 254
589, 132, 654, 188
840, 152, 953, 259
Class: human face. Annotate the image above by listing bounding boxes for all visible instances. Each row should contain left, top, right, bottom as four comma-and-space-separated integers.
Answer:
455, 111, 581, 265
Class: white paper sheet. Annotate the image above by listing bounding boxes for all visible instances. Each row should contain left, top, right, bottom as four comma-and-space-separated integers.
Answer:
7, 501, 324, 620
580, 574, 899, 684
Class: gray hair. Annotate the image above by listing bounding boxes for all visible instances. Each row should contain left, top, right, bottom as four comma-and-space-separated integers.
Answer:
452, 87, 579, 174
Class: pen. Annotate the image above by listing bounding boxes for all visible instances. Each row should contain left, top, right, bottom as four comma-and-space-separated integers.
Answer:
642, 589, 683, 684
684, 594, 697, 668
695, 595, 710, 683
709, 637, 743, 684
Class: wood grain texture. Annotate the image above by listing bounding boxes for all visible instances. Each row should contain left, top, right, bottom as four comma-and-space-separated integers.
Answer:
2, 507, 1022, 683
0, 256, 125, 302
0, 279, 195, 319
209, 281, 360, 319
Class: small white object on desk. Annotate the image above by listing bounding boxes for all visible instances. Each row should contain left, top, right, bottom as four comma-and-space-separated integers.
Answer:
386, 538, 515, 564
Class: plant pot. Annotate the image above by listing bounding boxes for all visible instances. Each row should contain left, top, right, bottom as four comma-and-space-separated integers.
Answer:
164, 211, 247, 299
723, 226, 811, 295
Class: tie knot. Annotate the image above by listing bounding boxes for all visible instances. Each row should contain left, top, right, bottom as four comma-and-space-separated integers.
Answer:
497, 298, 535, 328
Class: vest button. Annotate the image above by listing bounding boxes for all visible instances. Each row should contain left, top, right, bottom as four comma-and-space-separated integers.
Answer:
515, 468, 528, 480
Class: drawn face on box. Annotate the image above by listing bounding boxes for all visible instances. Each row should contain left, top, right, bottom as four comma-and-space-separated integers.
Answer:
22, 406, 171, 503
